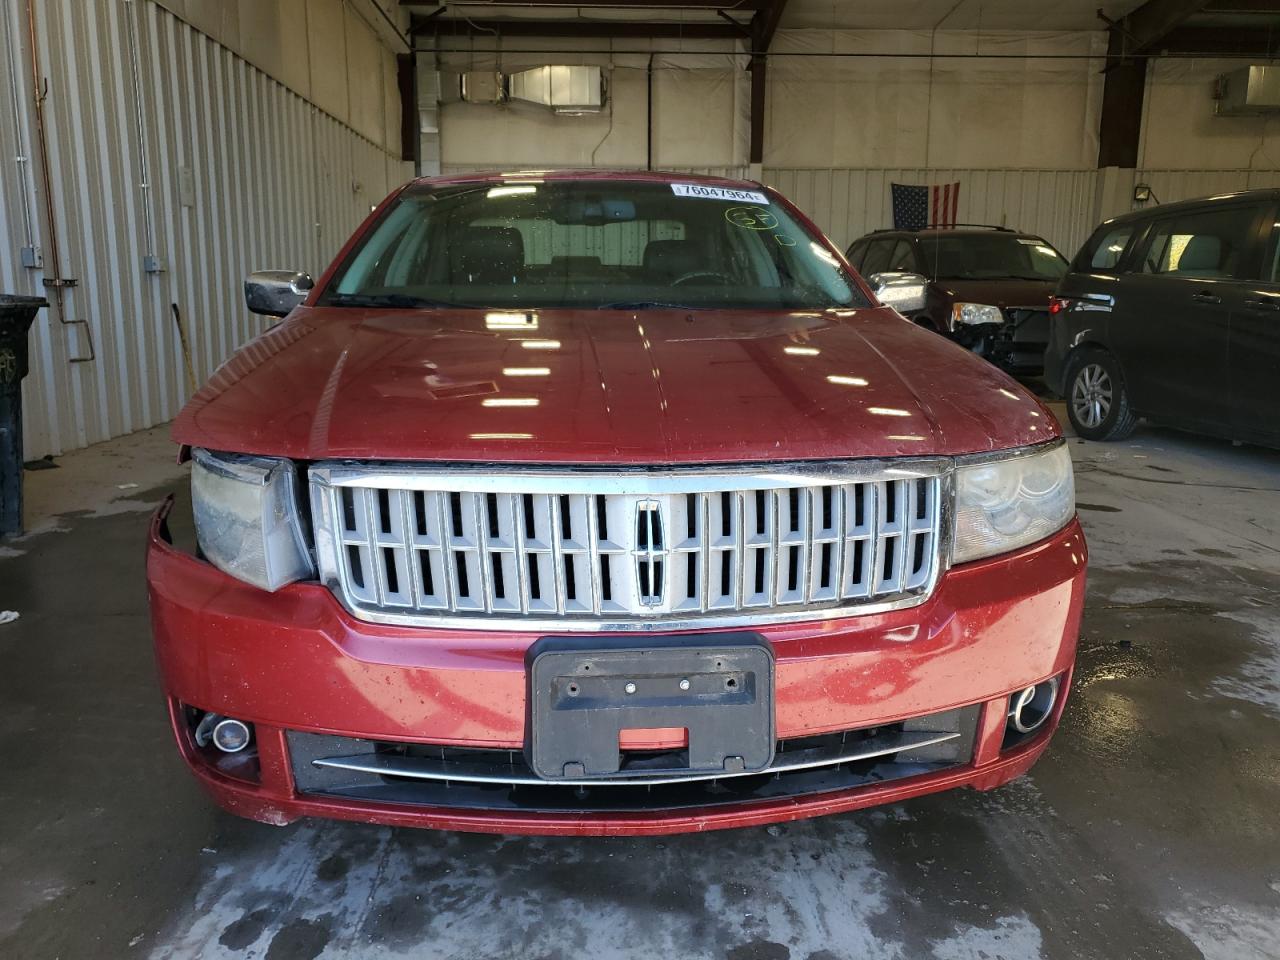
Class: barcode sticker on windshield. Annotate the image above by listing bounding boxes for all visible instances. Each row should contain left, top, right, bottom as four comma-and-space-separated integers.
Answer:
671, 183, 769, 204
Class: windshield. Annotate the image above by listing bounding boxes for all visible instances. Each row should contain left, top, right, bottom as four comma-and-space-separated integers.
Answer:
916, 234, 1068, 281
322, 180, 867, 310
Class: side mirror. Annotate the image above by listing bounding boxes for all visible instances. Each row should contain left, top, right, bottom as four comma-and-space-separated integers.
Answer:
244, 270, 314, 317
867, 272, 928, 315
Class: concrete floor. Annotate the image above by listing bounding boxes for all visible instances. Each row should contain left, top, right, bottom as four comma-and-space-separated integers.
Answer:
1, 417, 1278, 960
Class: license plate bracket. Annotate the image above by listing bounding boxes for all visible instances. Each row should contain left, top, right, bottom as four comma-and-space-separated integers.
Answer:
526, 633, 775, 781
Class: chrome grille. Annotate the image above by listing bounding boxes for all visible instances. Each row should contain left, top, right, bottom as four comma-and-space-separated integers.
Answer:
310, 462, 948, 631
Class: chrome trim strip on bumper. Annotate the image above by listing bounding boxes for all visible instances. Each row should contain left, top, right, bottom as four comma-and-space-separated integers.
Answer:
309, 728, 960, 788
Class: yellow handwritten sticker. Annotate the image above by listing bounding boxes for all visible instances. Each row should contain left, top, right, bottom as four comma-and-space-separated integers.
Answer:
725, 206, 779, 231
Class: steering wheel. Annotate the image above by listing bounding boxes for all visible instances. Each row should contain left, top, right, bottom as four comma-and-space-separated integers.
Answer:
671, 270, 733, 287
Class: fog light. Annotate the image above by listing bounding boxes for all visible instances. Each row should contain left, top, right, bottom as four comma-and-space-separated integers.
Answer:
211, 718, 252, 753
1008, 677, 1059, 735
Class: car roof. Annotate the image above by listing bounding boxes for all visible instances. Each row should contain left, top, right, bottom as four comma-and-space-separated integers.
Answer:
408, 169, 765, 190
853, 227, 1044, 242
1098, 187, 1280, 227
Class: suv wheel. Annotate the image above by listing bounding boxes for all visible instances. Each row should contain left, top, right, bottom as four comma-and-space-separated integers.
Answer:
1066, 350, 1137, 441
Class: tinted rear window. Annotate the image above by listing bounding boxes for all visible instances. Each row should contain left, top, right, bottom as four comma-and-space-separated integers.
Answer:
915, 234, 1068, 281
860, 239, 895, 276
1138, 204, 1259, 280
1075, 223, 1136, 273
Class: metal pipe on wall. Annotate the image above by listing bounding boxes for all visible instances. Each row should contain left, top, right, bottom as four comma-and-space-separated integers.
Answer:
123, 0, 158, 271
646, 52, 654, 171
24, 0, 93, 363
421, 46, 1248, 61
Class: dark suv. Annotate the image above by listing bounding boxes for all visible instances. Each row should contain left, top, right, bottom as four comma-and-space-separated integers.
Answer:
845, 226, 1069, 373
1047, 189, 1280, 448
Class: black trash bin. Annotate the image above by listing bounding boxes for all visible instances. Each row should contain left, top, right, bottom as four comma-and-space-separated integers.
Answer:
0, 294, 48, 538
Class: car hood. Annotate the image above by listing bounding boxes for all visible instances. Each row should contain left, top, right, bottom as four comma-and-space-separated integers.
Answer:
931, 278, 1056, 309
173, 307, 1056, 463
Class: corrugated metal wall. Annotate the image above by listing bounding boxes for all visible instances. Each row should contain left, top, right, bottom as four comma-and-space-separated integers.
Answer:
763, 168, 1102, 258
1135, 169, 1280, 205
0, 0, 411, 460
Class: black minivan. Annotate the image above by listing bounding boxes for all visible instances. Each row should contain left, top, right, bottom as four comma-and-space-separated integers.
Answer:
1047, 189, 1280, 447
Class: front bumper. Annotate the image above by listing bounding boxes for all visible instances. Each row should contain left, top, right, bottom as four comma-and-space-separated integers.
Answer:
952, 311, 1050, 374
147, 505, 1086, 835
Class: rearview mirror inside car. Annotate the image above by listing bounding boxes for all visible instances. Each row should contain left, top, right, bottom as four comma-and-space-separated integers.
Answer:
244, 270, 314, 317
552, 197, 636, 225
867, 271, 928, 314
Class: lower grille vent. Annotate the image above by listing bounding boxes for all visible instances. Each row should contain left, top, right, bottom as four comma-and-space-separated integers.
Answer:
288, 706, 978, 814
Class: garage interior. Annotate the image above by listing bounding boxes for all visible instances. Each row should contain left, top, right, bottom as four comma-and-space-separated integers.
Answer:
1, 1, 1279, 958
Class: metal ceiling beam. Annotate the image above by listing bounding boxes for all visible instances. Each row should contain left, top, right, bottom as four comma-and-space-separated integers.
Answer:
1097, 0, 1212, 168
1106, 0, 1213, 51
1202, 0, 1280, 12
717, 9, 752, 36
1160, 24, 1280, 53
750, 0, 787, 53
414, 16, 742, 37
747, 0, 786, 165
402, 0, 768, 7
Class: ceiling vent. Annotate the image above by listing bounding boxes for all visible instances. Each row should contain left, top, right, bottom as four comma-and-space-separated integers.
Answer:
1215, 66, 1280, 116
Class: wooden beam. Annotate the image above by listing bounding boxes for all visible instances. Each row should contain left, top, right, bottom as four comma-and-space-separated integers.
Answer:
415, 17, 742, 38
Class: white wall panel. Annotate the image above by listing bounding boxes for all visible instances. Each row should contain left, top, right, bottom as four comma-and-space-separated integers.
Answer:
764, 168, 1100, 258
0, 0, 411, 460
1139, 59, 1280, 172
767, 30, 1107, 170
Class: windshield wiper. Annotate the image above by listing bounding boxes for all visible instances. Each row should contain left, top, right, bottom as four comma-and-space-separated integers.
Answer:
326, 293, 465, 309
596, 300, 706, 310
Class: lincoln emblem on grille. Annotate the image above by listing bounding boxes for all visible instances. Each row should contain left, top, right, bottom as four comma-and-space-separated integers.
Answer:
633, 499, 667, 607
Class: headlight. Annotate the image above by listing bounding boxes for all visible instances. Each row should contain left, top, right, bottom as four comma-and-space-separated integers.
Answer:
953, 443, 1074, 563
952, 302, 1003, 327
191, 448, 314, 591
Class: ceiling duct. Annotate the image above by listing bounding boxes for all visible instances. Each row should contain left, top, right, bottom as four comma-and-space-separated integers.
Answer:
458, 71, 504, 105
416, 51, 442, 177
507, 65, 606, 115
1215, 66, 1280, 116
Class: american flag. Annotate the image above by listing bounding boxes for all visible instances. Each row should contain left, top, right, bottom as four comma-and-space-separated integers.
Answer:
891, 182, 961, 230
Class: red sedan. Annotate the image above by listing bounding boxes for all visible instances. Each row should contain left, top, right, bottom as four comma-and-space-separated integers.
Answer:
147, 171, 1084, 835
